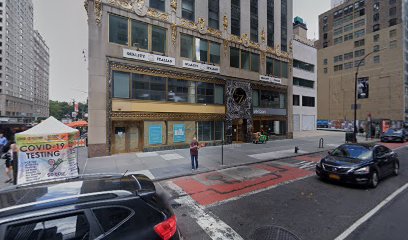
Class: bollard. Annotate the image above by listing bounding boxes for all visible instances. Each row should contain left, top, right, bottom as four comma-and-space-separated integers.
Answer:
319, 138, 324, 148
294, 146, 299, 154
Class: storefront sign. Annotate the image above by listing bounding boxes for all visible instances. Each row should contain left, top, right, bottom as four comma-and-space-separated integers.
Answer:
253, 108, 287, 116
173, 124, 186, 143
123, 49, 175, 66
259, 75, 282, 85
149, 125, 163, 145
182, 60, 220, 74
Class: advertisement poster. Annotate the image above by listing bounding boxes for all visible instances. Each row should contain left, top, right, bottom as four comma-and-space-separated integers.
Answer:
358, 77, 369, 99
174, 124, 186, 143
16, 132, 78, 185
149, 125, 163, 145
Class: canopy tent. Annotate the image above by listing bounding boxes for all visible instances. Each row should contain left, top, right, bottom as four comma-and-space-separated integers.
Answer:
67, 120, 88, 128
15, 116, 80, 184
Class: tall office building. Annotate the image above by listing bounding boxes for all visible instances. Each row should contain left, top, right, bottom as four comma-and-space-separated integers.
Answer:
33, 30, 49, 119
0, 0, 49, 123
85, 0, 294, 157
317, 0, 408, 132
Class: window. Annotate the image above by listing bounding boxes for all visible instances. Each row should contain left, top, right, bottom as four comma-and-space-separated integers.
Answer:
373, 13, 379, 22
293, 59, 315, 72
197, 121, 224, 141
344, 52, 353, 60
344, 62, 353, 69
6, 214, 90, 240
354, 29, 365, 38
293, 95, 300, 106
355, 49, 365, 57
390, 0, 396, 4
334, 55, 343, 63
390, 29, 397, 38
281, 0, 288, 52
373, 24, 380, 32
197, 82, 214, 104
334, 27, 343, 36
324, 67, 328, 73
343, 33, 353, 41
355, 59, 365, 67
259, 91, 285, 108
131, 21, 148, 49
251, 53, 260, 72
181, 34, 220, 64
252, 90, 259, 107
231, 0, 240, 36
373, 34, 380, 42
373, 2, 380, 12
373, 45, 380, 52
390, 40, 397, 48
93, 207, 132, 233
266, 57, 287, 78
323, 59, 328, 65
150, 0, 165, 12
354, 19, 365, 28
208, 0, 219, 29
168, 79, 189, 103
267, 0, 274, 47
334, 37, 343, 45
373, 55, 380, 63
354, 39, 365, 47
302, 96, 315, 107
293, 77, 314, 88
250, 0, 258, 42
389, 7, 396, 16
281, 62, 288, 78
132, 74, 166, 101
389, 18, 397, 26
344, 23, 353, 32
334, 64, 343, 71
113, 71, 130, 98
109, 15, 128, 45
214, 84, 224, 104
241, 50, 250, 70
230, 47, 240, 68
182, 0, 195, 21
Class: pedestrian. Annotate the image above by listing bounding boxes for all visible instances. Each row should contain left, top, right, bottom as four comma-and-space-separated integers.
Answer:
10, 143, 18, 185
0, 133, 8, 154
190, 137, 200, 171
1, 141, 12, 183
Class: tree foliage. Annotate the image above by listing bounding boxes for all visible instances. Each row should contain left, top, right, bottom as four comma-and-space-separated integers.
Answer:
49, 100, 88, 120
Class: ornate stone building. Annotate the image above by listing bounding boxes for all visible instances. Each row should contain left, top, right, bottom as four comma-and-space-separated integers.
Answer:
85, 0, 294, 157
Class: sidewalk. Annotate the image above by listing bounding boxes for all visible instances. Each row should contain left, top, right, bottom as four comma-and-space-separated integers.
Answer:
80, 131, 374, 181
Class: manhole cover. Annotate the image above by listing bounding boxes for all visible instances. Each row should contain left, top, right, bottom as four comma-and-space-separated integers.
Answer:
250, 226, 301, 240
206, 174, 224, 180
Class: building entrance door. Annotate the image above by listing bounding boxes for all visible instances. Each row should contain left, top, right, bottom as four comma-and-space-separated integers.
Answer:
232, 119, 247, 142
112, 122, 142, 154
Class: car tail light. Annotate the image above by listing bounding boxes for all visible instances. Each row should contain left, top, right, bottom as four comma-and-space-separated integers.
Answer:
154, 215, 177, 240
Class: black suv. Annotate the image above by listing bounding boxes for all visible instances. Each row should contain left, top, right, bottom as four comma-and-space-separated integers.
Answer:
0, 174, 181, 240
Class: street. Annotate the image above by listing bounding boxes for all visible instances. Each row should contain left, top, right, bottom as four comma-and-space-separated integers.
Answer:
159, 143, 408, 240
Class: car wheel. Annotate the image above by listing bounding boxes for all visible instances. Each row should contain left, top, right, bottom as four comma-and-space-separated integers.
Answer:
369, 171, 379, 188
393, 162, 399, 176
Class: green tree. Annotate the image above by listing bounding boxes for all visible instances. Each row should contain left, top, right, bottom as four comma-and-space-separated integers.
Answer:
49, 100, 88, 120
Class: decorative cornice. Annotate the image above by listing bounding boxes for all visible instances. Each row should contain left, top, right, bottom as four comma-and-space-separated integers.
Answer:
107, 0, 133, 10
207, 28, 222, 38
95, 0, 103, 24
179, 19, 198, 30
111, 112, 226, 121
171, 24, 177, 46
147, 8, 169, 21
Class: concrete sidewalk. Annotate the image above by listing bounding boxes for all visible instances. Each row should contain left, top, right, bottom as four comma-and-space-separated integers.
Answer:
80, 131, 374, 181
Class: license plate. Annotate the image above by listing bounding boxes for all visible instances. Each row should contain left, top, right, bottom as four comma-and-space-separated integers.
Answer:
329, 174, 340, 180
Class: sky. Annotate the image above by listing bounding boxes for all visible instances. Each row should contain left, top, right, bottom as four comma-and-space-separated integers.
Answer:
32, 0, 331, 103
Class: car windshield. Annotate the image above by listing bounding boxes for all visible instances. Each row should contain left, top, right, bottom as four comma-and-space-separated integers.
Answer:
330, 145, 372, 160
386, 129, 402, 134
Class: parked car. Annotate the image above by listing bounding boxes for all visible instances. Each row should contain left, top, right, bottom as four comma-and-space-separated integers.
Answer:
380, 128, 406, 143
316, 143, 399, 188
0, 174, 181, 240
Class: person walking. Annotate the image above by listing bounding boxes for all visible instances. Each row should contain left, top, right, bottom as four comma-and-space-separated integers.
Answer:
0, 133, 7, 154
1, 141, 12, 183
10, 143, 18, 185
190, 137, 200, 171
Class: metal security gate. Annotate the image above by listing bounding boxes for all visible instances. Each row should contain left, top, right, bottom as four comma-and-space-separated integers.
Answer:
293, 114, 300, 132
302, 115, 315, 131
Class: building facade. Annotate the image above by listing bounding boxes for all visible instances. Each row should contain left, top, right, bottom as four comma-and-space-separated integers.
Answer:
85, 0, 294, 157
292, 17, 317, 131
33, 30, 50, 119
317, 0, 408, 132
0, 0, 49, 124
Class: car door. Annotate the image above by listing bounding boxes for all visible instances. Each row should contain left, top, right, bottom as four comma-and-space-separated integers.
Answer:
375, 146, 393, 177
373, 146, 389, 177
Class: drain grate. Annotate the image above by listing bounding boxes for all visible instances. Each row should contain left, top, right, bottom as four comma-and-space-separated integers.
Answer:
250, 226, 301, 240
206, 174, 224, 180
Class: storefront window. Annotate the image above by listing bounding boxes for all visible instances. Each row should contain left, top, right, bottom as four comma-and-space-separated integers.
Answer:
132, 74, 166, 101
131, 20, 148, 50
188, 81, 196, 103
252, 90, 259, 106
197, 82, 214, 104
215, 121, 224, 140
109, 15, 128, 45
251, 53, 260, 72
230, 47, 240, 68
210, 42, 220, 64
196, 38, 208, 62
181, 34, 193, 59
198, 121, 214, 141
279, 93, 286, 109
241, 50, 250, 70
152, 26, 166, 53
214, 84, 224, 104
168, 79, 189, 103
260, 91, 280, 108
113, 71, 130, 98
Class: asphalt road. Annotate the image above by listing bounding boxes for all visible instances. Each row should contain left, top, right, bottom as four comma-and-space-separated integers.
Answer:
161, 144, 408, 240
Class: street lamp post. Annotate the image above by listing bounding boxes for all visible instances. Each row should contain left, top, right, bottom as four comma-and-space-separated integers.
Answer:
353, 48, 385, 142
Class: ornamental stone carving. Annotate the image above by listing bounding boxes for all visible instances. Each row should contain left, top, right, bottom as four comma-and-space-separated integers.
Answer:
133, 0, 148, 16
223, 15, 228, 31
170, 0, 177, 12
197, 18, 207, 34
147, 8, 169, 21
171, 24, 177, 46
261, 28, 266, 43
95, 0, 102, 24
108, 0, 133, 10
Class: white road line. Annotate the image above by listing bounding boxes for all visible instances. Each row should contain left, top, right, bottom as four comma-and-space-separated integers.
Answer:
334, 183, 408, 240
166, 182, 244, 240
